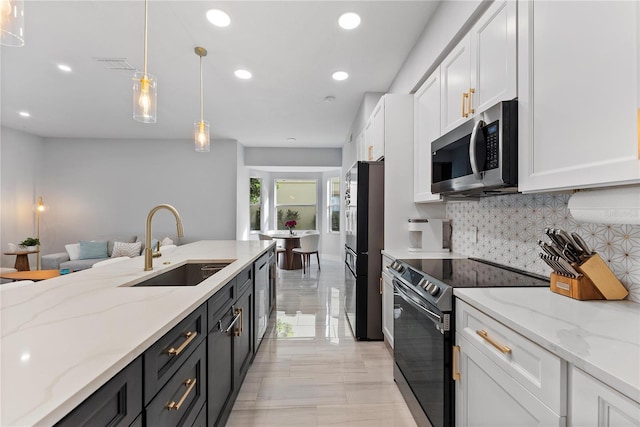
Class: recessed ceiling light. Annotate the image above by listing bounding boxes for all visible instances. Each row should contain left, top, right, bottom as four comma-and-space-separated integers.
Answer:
18, 111, 30, 118
339, 13, 361, 30
324, 96, 336, 103
332, 71, 349, 81
234, 69, 252, 80
57, 64, 72, 72
287, 138, 297, 143
206, 9, 231, 27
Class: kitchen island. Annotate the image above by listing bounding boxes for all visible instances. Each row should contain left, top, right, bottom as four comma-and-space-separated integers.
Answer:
0, 240, 274, 426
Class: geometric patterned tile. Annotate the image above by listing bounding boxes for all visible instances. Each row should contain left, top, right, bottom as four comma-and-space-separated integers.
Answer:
446, 192, 640, 303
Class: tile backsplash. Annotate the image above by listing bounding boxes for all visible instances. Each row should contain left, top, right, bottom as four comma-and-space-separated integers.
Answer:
446, 193, 640, 303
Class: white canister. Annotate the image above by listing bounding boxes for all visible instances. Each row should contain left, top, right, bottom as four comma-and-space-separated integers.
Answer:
7, 243, 17, 252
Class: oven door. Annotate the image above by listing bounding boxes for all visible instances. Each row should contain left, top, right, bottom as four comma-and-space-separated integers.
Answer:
344, 245, 357, 335
393, 279, 452, 427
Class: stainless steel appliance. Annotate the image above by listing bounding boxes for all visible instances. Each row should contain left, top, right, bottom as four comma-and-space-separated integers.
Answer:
388, 257, 548, 427
431, 100, 517, 196
344, 161, 384, 340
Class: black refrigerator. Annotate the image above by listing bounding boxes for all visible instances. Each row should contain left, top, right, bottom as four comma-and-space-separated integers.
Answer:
344, 161, 384, 340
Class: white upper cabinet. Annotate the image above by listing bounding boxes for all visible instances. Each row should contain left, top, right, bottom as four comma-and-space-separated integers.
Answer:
365, 99, 386, 161
364, 119, 374, 161
441, 0, 517, 135
414, 67, 444, 203
355, 129, 365, 162
518, 0, 640, 193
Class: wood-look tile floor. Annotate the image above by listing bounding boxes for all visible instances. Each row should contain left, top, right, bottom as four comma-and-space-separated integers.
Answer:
227, 258, 417, 427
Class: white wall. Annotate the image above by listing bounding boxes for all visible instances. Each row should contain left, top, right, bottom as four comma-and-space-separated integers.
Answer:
0, 127, 45, 268
245, 147, 341, 168
37, 137, 238, 253
236, 144, 250, 241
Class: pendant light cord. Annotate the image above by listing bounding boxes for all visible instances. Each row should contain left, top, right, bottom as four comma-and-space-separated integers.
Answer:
143, 0, 148, 76
200, 54, 204, 123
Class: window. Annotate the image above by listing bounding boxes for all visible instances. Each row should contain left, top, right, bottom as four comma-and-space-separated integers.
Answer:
328, 177, 340, 232
275, 179, 317, 230
250, 177, 262, 231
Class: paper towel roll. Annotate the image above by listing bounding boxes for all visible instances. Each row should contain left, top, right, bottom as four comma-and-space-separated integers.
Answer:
568, 186, 640, 224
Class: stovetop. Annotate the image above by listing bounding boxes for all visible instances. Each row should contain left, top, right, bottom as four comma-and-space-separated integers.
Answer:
399, 258, 549, 289
389, 257, 549, 313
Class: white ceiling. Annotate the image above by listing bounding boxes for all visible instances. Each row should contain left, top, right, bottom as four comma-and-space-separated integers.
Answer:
0, 1, 439, 148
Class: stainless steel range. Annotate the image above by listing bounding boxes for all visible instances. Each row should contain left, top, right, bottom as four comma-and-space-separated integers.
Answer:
388, 257, 549, 427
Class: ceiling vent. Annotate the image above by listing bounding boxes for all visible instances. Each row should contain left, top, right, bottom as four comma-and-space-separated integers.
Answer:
93, 57, 136, 71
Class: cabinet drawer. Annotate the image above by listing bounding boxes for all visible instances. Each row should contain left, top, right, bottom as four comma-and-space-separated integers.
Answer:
144, 303, 207, 404
145, 341, 207, 427
456, 299, 566, 414
55, 357, 142, 427
208, 279, 235, 331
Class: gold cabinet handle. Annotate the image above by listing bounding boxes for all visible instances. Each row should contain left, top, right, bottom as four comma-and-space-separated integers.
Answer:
166, 378, 197, 411
468, 88, 475, 114
461, 92, 468, 117
167, 331, 197, 357
476, 330, 511, 354
234, 307, 243, 337
452, 345, 461, 381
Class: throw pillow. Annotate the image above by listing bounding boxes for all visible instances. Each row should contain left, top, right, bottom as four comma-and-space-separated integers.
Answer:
78, 240, 108, 260
65, 243, 81, 261
111, 241, 142, 258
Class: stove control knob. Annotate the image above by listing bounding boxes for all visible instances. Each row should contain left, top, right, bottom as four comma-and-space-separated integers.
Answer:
427, 284, 440, 296
418, 278, 428, 288
390, 261, 398, 271
396, 264, 405, 273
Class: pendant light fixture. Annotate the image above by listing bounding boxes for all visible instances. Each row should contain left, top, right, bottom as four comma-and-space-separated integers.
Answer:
0, 0, 25, 47
133, 0, 157, 123
194, 47, 210, 152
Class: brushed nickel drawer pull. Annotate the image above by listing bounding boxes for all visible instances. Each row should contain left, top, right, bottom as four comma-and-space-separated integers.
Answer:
452, 345, 461, 381
476, 329, 511, 354
166, 378, 196, 411
167, 331, 197, 356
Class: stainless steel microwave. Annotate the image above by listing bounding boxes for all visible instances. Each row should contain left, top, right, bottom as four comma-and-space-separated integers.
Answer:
431, 100, 518, 196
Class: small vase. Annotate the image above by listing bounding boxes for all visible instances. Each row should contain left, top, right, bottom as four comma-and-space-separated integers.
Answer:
27, 246, 36, 252
289, 229, 294, 236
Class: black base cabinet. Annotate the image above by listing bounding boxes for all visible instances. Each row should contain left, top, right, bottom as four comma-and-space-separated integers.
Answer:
55, 357, 142, 427
56, 254, 275, 427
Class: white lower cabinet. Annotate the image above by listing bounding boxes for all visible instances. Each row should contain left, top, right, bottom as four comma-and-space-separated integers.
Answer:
456, 333, 565, 427
570, 366, 640, 427
381, 255, 394, 348
455, 299, 566, 426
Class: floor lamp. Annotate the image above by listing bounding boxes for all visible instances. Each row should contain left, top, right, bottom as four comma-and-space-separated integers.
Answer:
36, 197, 45, 270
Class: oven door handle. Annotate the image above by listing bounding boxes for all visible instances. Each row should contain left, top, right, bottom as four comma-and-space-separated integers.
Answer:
393, 280, 442, 324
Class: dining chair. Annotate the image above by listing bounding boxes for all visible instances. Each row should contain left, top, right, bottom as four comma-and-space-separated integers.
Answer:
292, 234, 320, 273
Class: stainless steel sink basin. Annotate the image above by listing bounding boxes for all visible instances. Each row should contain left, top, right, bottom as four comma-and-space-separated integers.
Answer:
132, 262, 234, 287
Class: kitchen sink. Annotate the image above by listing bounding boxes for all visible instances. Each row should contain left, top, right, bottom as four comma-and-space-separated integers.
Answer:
130, 262, 234, 287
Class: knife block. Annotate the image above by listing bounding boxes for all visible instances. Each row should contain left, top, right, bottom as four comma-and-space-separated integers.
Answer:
549, 254, 628, 301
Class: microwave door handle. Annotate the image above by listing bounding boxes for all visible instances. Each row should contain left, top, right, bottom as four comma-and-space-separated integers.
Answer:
469, 119, 485, 180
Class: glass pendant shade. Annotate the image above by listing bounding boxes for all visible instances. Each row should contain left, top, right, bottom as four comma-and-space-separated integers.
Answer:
195, 120, 210, 152
132, 71, 157, 123
0, 0, 25, 47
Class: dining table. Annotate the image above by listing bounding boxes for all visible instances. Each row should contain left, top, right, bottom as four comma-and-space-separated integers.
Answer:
270, 233, 303, 270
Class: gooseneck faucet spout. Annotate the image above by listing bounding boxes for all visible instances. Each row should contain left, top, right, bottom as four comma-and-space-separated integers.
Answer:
144, 204, 184, 271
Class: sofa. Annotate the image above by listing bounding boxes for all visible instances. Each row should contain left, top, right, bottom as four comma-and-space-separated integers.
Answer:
42, 235, 139, 272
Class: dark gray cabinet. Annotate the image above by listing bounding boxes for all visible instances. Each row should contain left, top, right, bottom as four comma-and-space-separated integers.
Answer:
56, 251, 272, 427
54, 357, 142, 427
145, 340, 206, 427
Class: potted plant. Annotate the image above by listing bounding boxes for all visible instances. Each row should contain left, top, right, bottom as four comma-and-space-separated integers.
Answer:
19, 237, 40, 251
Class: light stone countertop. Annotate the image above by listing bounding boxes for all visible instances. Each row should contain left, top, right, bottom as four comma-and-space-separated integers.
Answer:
0, 240, 274, 426
454, 287, 640, 404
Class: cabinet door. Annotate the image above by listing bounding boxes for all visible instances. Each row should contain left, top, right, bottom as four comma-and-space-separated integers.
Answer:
254, 253, 269, 349
518, 0, 640, 193
372, 99, 386, 160
381, 271, 394, 348
234, 285, 254, 384
414, 68, 444, 203
208, 306, 236, 427
441, 36, 472, 134
455, 334, 564, 427
570, 366, 640, 427
470, 0, 517, 114
364, 119, 375, 161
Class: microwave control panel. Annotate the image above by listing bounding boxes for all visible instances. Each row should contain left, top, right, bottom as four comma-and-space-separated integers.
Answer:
485, 122, 499, 170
